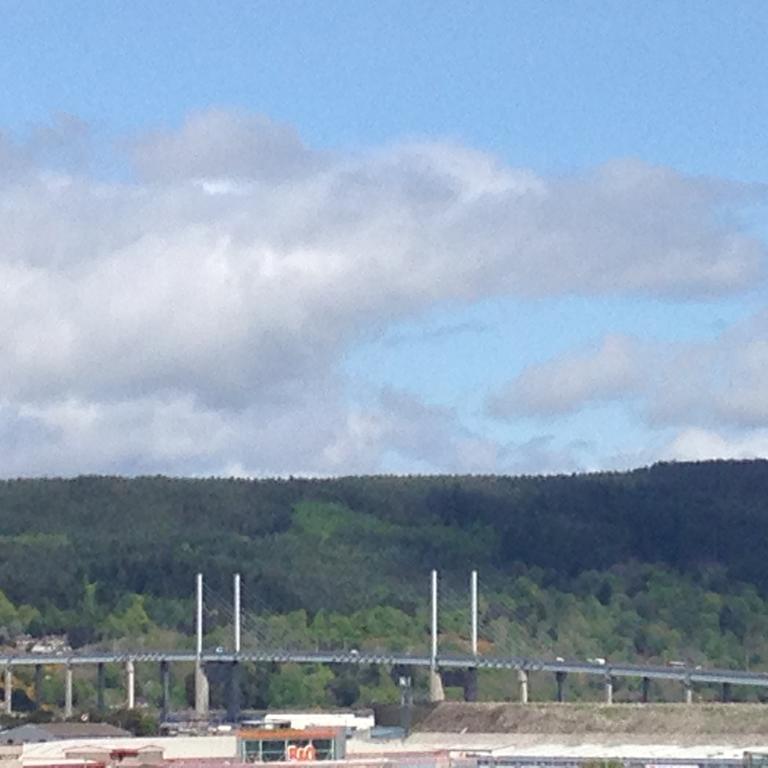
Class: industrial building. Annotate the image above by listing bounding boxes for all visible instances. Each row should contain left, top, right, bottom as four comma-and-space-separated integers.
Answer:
238, 726, 346, 763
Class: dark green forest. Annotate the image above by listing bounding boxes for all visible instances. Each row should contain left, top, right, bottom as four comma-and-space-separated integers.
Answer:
2, 459, 768, 710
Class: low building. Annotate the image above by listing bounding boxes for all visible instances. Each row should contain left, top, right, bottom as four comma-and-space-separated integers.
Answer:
20, 735, 238, 766
64, 745, 164, 765
29, 636, 72, 655
0, 746, 22, 768
0, 724, 132, 746
260, 714, 374, 734
238, 727, 346, 763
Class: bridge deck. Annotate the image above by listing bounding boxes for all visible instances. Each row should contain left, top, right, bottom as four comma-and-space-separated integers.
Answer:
1, 650, 766, 688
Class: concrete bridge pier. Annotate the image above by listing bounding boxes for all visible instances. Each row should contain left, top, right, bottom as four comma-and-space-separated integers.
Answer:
195, 661, 210, 716
428, 668, 445, 703
722, 682, 732, 703
160, 661, 171, 722
226, 662, 242, 722
399, 675, 414, 737
34, 664, 43, 709
125, 659, 135, 710
684, 679, 693, 705
555, 671, 567, 702
518, 670, 529, 704
604, 675, 614, 705
97, 662, 106, 712
64, 665, 73, 718
463, 668, 478, 702
3, 666, 11, 714
641, 676, 650, 703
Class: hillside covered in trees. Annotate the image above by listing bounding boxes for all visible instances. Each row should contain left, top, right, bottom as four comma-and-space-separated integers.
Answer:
2, 459, 768, 709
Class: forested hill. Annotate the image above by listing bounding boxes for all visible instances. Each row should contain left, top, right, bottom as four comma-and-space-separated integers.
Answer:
2, 459, 768, 681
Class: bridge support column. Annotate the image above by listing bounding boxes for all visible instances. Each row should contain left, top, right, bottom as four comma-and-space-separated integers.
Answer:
518, 670, 529, 704
722, 682, 732, 703
97, 663, 106, 712
34, 664, 43, 709
3, 667, 11, 715
555, 671, 567, 703
428, 668, 445, 703
125, 659, 135, 710
160, 661, 171, 722
399, 675, 413, 737
684, 680, 693, 705
604, 675, 614, 705
463, 668, 478, 702
226, 662, 242, 722
195, 661, 210, 717
641, 676, 650, 703
64, 665, 73, 718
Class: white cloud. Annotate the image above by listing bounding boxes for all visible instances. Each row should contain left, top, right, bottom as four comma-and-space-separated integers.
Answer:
490, 310, 768, 462
488, 334, 644, 417
644, 313, 768, 430
132, 110, 325, 183
0, 110, 766, 475
663, 428, 768, 462
0, 387, 506, 478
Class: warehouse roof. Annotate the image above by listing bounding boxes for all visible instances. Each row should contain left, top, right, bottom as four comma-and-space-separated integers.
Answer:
0, 723, 131, 745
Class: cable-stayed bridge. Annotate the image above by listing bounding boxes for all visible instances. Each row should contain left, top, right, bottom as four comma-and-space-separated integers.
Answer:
2, 572, 767, 719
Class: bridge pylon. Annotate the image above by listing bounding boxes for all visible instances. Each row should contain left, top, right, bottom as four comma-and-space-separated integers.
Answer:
195, 572, 210, 716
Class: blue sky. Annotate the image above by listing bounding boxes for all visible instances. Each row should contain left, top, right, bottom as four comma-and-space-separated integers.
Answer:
0, 1, 767, 476
4, 1, 768, 177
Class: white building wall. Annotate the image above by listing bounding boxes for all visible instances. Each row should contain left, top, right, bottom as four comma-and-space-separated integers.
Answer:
22, 736, 238, 766
263, 713, 374, 732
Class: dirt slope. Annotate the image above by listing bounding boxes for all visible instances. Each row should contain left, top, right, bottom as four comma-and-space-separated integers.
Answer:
416, 703, 768, 735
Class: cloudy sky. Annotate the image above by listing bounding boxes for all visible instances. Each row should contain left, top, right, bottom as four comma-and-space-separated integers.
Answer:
1, 1, 767, 477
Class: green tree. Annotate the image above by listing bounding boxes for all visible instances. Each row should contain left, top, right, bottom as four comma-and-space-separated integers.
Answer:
268, 664, 333, 708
